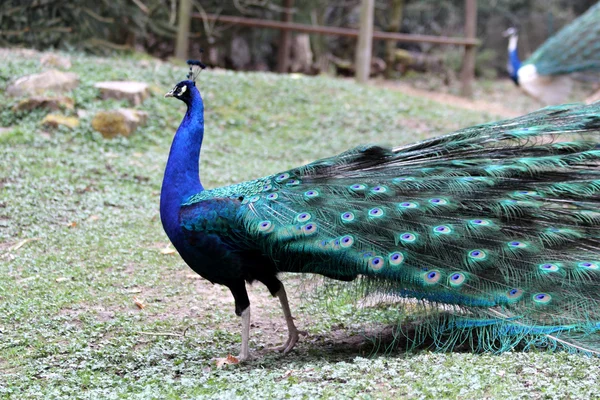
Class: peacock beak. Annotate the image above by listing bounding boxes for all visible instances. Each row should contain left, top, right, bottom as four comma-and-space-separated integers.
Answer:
164, 88, 175, 98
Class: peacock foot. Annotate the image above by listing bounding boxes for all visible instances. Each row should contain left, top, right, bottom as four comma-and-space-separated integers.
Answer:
271, 326, 308, 354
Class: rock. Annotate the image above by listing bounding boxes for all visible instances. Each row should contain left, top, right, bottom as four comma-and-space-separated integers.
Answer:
40, 53, 72, 69
7, 70, 79, 97
13, 96, 74, 112
91, 108, 148, 138
41, 114, 79, 129
94, 81, 149, 106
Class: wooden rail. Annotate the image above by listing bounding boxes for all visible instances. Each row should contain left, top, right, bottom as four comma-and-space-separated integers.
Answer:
194, 13, 481, 47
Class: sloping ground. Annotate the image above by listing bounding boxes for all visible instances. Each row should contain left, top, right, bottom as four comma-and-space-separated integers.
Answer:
2, 49, 599, 399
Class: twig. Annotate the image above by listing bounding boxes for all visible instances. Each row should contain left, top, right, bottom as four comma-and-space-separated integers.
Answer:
8, 237, 40, 252
182, 323, 203, 337
131, 0, 149, 14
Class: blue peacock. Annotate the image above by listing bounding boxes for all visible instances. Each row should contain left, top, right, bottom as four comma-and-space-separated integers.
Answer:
161, 61, 600, 361
505, 2, 600, 105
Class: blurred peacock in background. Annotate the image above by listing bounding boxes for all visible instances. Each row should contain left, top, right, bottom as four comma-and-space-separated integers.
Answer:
161, 61, 600, 361
504, 1, 600, 105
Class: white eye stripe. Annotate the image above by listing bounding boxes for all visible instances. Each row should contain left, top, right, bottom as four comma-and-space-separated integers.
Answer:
178, 85, 187, 95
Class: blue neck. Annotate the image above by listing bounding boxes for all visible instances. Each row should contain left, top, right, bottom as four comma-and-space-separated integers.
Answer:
507, 36, 521, 85
160, 83, 205, 239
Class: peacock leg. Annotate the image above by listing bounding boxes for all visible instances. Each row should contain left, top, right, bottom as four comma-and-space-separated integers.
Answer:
238, 307, 251, 361
272, 284, 307, 354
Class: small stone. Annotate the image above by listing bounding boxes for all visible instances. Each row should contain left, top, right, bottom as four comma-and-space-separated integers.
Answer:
41, 114, 80, 129
91, 108, 148, 138
94, 81, 149, 106
7, 70, 79, 97
40, 53, 72, 70
13, 96, 74, 112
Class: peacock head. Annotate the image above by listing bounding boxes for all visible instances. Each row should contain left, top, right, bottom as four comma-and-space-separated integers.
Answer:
164, 59, 206, 103
164, 80, 196, 102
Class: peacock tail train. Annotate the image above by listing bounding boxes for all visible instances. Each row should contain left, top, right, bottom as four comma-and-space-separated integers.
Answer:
523, 2, 600, 76
186, 103, 600, 355
506, 2, 600, 104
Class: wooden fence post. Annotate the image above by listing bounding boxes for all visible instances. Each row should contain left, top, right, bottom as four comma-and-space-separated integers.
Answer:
355, 0, 374, 83
175, 0, 192, 60
460, 0, 477, 97
277, 0, 294, 73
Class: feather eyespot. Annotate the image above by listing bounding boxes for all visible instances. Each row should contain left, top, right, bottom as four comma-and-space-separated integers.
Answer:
433, 225, 452, 234
448, 272, 466, 286
275, 173, 290, 182
515, 190, 537, 196
539, 263, 560, 272
296, 212, 311, 222
533, 293, 552, 304
369, 256, 385, 271
368, 207, 384, 217
423, 270, 441, 284
350, 184, 367, 191
371, 186, 388, 193
429, 198, 448, 205
579, 262, 599, 270
287, 179, 301, 186
340, 235, 354, 248
302, 223, 317, 235
331, 238, 341, 250
399, 202, 418, 209
249, 195, 260, 203
470, 219, 491, 226
362, 251, 373, 258
468, 249, 487, 260
262, 184, 273, 191
266, 193, 278, 200
507, 241, 528, 249
317, 239, 330, 249
506, 288, 523, 301
341, 212, 355, 222
257, 220, 273, 233
393, 177, 414, 183
388, 252, 404, 266
399, 233, 416, 243
304, 190, 319, 198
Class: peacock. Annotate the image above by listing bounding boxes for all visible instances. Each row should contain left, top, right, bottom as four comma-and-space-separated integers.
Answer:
161, 61, 600, 361
504, 2, 600, 105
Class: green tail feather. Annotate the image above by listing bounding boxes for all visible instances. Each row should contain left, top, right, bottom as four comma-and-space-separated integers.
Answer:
189, 103, 600, 354
523, 2, 600, 76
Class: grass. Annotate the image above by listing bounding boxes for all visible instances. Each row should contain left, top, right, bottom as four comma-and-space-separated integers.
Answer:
2, 49, 599, 399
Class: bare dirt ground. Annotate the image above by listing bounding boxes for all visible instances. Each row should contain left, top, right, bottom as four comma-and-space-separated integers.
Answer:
377, 81, 524, 118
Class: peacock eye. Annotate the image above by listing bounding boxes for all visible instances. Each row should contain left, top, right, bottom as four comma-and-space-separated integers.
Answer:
177, 85, 187, 96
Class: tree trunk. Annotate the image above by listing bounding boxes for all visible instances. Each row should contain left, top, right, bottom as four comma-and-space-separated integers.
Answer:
355, 0, 374, 84
384, 0, 405, 79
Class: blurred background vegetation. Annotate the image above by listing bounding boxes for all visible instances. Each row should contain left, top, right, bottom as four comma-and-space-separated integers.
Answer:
0, 0, 597, 80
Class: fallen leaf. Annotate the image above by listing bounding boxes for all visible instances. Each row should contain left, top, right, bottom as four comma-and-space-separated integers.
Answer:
215, 354, 239, 368
88, 215, 100, 221
160, 246, 176, 255
55, 277, 70, 282
68, 222, 77, 228
133, 296, 146, 309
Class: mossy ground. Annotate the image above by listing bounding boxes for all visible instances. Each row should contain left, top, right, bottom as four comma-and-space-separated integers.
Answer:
2, 49, 599, 399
